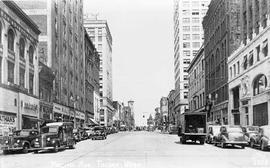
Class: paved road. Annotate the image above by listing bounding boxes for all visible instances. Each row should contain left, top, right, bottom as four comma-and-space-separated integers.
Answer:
1, 131, 270, 168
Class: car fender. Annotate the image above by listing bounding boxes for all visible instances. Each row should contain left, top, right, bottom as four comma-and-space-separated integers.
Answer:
22, 140, 30, 147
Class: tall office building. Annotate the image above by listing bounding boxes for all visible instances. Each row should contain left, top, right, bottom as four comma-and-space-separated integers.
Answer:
84, 17, 114, 126
16, 0, 86, 126
173, 0, 210, 115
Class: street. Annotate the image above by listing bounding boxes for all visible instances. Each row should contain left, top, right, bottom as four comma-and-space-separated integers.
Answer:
1, 131, 270, 168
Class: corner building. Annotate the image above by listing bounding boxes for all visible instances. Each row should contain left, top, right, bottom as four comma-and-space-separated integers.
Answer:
203, 0, 241, 124
0, 1, 40, 136
228, 0, 270, 126
173, 0, 210, 118
16, 0, 86, 126
84, 18, 113, 126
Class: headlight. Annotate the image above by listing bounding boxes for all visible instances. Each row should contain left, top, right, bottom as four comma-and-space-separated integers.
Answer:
5, 140, 8, 144
35, 138, 39, 142
47, 137, 50, 141
17, 139, 20, 143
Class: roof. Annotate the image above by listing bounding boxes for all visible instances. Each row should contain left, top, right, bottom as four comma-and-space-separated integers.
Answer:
3, 0, 41, 35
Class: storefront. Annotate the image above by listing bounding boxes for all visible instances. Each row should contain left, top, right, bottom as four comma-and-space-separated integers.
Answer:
53, 103, 70, 121
211, 102, 228, 125
40, 100, 53, 122
19, 93, 39, 129
0, 87, 18, 136
75, 111, 85, 128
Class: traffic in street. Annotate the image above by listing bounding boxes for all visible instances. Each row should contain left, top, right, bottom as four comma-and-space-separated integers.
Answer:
1, 131, 270, 168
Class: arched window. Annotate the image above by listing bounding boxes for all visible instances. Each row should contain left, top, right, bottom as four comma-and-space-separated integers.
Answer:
8, 29, 15, 51
253, 74, 267, 95
29, 45, 34, 64
216, 49, 220, 64
19, 38, 25, 58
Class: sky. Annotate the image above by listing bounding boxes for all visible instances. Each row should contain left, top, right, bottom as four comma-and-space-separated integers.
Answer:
84, 0, 175, 126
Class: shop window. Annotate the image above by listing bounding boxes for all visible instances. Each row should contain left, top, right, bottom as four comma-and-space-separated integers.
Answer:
29, 73, 34, 94
7, 61, 14, 83
253, 74, 267, 96
19, 38, 25, 59
19, 68, 25, 88
8, 29, 15, 51
29, 46, 34, 64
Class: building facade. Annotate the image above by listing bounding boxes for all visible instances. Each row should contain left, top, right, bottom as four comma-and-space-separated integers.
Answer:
0, 1, 40, 137
187, 46, 205, 114
112, 101, 123, 129
173, 0, 210, 116
167, 90, 176, 125
84, 29, 100, 124
160, 97, 169, 128
84, 18, 114, 126
17, 0, 86, 127
203, 0, 241, 124
228, 0, 270, 126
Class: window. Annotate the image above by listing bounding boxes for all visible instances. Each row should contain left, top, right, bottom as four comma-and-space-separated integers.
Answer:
183, 26, 190, 32
183, 50, 191, 57
8, 29, 15, 51
29, 46, 34, 64
262, 40, 268, 57
183, 67, 188, 72
183, 34, 190, 40
192, 42, 200, 48
183, 59, 190, 64
184, 83, 189, 89
256, 45, 260, 61
230, 67, 232, 78
184, 92, 188, 99
237, 61, 240, 74
192, 18, 200, 23
183, 18, 190, 23
192, 26, 200, 31
193, 50, 198, 56
253, 75, 267, 96
192, 34, 200, 40
233, 64, 236, 77
183, 1, 190, 7
182, 9, 190, 15
98, 44, 102, 50
192, 12, 199, 15
243, 55, 248, 70
19, 68, 25, 87
98, 29, 102, 35
98, 36, 102, 42
183, 42, 190, 48
184, 75, 188, 80
191, 1, 199, 7
19, 38, 25, 59
89, 29, 95, 35
7, 61, 14, 83
29, 73, 34, 94
249, 51, 254, 66
90, 36, 95, 42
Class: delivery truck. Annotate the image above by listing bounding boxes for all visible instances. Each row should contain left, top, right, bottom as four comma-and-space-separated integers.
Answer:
178, 112, 207, 144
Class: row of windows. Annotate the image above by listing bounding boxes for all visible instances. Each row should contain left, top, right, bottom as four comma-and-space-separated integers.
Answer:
183, 26, 201, 32
183, 17, 200, 23
183, 42, 201, 48
183, 34, 201, 40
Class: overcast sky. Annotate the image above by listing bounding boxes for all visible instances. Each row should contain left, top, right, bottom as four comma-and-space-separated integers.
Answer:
84, 0, 174, 126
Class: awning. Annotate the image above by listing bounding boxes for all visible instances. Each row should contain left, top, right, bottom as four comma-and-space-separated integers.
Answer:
22, 115, 42, 121
88, 118, 98, 125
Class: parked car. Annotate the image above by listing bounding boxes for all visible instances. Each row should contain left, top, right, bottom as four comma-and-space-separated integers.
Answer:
85, 127, 94, 138
215, 125, 248, 149
34, 122, 76, 153
168, 125, 178, 134
205, 125, 221, 144
1, 129, 39, 154
242, 126, 259, 145
92, 126, 107, 140
249, 125, 270, 151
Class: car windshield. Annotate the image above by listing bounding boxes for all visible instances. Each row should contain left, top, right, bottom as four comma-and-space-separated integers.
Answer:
41, 126, 58, 133
94, 127, 104, 131
227, 127, 242, 133
14, 131, 30, 136
247, 127, 259, 132
212, 127, 220, 134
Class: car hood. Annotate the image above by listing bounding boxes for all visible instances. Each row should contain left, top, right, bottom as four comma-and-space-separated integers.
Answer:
227, 132, 245, 141
41, 133, 58, 138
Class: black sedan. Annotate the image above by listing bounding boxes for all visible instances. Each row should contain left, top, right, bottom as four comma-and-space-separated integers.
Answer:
92, 126, 107, 140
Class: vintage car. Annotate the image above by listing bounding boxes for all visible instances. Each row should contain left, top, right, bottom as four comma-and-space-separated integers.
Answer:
249, 125, 270, 151
205, 125, 221, 144
73, 129, 81, 142
92, 126, 107, 140
34, 122, 76, 153
215, 125, 248, 149
85, 127, 94, 139
241, 126, 259, 145
1, 129, 39, 154
168, 125, 178, 134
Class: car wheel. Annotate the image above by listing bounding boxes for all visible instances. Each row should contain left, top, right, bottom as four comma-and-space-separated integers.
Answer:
22, 145, 29, 153
221, 142, 226, 148
260, 142, 266, 151
241, 145, 245, 149
53, 144, 59, 153
250, 140, 255, 148
69, 142, 75, 149
3, 150, 9, 155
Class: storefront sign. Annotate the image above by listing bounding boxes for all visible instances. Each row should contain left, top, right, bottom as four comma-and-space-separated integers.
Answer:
75, 111, 80, 119
0, 114, 17, 136
23, 102, 38, 117
75, 111, 85, 120
53, 103, 69, 116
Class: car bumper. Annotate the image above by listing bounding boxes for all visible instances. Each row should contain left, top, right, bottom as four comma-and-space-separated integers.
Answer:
224, 141, 248, 145
1, 146, 24, 151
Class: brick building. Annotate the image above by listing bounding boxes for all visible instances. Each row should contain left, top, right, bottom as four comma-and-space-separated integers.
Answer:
228, 0, 270, 126
203, 0, 241, 124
